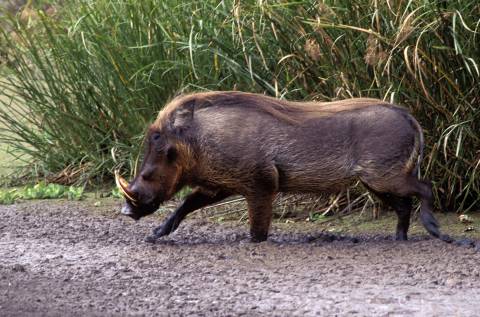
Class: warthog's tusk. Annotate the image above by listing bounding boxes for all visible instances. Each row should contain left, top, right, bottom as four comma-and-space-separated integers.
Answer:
114, 170, 137, 203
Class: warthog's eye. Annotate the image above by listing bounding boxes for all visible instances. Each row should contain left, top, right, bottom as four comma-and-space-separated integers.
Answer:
152, 132, 161, 141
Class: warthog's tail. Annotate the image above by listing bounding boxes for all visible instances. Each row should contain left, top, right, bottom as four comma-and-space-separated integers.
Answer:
420, 208, 454, 243
404, 113, 424, 177
416, 180, 453, 242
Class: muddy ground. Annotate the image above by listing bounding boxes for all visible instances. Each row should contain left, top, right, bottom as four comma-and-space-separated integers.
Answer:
1, 199, 480, 316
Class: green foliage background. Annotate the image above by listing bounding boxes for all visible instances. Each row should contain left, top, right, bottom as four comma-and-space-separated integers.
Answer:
0, 0, 479, 211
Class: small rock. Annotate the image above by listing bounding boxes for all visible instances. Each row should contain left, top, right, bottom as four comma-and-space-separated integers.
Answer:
459, 214, 473, 224
445, 278, 461, 287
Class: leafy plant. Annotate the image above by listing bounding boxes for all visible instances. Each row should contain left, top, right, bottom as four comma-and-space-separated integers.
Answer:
110, 187, 123, 199
308, 212, 327, 222
0, 182, 84, 204
0, 189, 21, 204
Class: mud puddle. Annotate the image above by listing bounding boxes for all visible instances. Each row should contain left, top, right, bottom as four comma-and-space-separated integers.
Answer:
1, 200, 480, 316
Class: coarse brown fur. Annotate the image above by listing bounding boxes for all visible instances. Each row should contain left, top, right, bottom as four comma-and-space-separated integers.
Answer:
154, 91, 392, 127
120, 91, 451, 243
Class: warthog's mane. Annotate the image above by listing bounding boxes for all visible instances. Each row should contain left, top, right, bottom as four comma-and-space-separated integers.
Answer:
153, 91, 395, 128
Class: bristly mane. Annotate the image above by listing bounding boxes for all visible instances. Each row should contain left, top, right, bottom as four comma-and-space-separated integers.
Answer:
153, 91, 393, 128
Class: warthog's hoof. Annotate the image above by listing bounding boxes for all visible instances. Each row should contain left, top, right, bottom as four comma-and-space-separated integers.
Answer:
440, 234, 454, 243
250, 233, 268, 243
144, 235, 158, 244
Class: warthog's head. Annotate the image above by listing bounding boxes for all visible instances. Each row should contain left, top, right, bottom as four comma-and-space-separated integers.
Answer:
115, 102, 193, 220
116, 131, 180, 220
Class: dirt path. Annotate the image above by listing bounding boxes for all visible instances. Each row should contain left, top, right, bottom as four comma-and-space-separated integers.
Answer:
1, 200, 479, 316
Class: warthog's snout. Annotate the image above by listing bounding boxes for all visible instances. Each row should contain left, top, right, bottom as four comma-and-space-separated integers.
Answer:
121, 204, 140, 220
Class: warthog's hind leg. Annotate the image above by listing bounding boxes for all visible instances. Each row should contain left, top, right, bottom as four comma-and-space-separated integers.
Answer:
363, 186, 412, 241
362, 175, 452, 242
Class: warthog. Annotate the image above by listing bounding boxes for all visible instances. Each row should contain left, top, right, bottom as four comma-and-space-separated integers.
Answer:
117, 91, 451, 243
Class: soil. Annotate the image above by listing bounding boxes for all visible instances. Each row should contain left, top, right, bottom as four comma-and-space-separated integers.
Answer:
1, 199, 480, 316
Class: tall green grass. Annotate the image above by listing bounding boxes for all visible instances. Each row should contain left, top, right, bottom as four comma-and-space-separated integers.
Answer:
0, 0, 478, 211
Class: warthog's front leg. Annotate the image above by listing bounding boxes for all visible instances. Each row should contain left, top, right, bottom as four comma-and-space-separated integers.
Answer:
145, 189, 230, 243
245, 194, 275, 242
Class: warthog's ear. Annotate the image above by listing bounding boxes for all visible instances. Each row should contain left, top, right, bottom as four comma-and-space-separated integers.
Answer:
169, 100, 194, 135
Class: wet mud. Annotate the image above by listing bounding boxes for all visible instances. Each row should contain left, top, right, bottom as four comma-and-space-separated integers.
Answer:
1, 200, 480, 316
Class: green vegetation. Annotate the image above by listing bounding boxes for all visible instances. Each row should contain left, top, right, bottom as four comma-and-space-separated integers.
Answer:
0, 1, 478, 212
0, 182, 84, 204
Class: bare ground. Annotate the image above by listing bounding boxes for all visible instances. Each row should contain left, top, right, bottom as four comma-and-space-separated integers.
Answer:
1, 199, 480, 316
